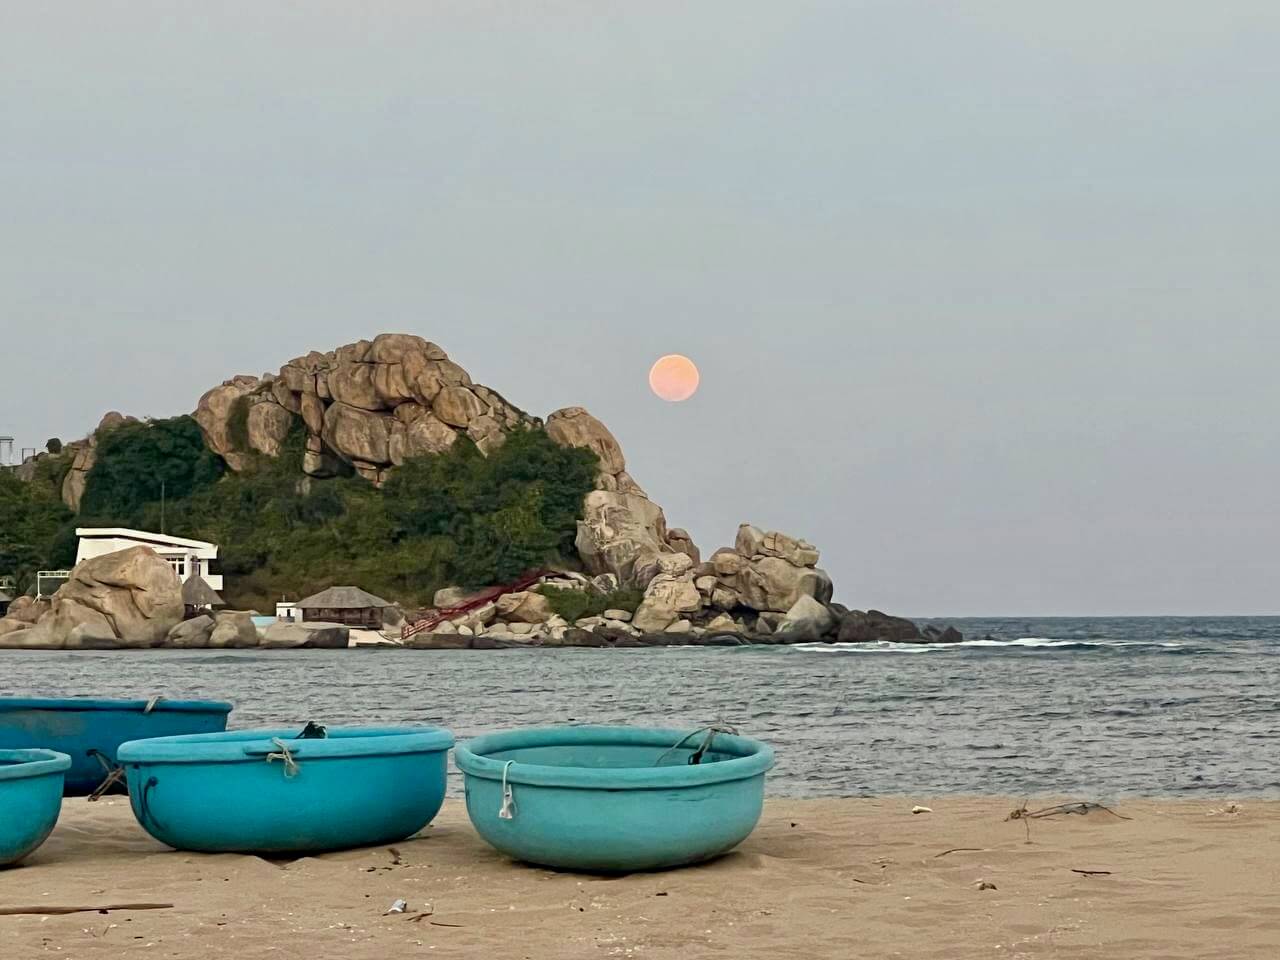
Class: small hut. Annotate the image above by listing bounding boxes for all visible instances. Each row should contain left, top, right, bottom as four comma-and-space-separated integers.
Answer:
0, 588, 12, 618
296, 586, 391, 628
182, 574, 224, 618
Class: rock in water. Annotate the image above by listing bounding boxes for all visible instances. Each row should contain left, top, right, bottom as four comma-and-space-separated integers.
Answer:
208, 611, 260, 648
260, 622, 349, 649
167, 615, 215, 649
837, 610, 923, 644
774, 595, 837, 642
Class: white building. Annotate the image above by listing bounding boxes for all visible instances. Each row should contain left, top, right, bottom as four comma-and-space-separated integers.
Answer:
75, 528, 223, 591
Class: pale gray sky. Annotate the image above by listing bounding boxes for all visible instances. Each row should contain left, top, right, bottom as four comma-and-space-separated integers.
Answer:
2, 2, 1277, 615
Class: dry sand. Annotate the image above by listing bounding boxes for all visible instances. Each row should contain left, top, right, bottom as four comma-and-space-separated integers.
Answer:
2, 797, 1276, 959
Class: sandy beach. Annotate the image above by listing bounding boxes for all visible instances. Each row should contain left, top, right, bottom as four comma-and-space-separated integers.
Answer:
1, 797, 1275, 959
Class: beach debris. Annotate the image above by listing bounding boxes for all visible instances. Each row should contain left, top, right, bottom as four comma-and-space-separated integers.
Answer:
0, 904, 174, 916
388, 847, 404, 866
384, 899, 408, 915
911, 805, 932, 815
934, 847, 984, 858
1005, 800, 1131, 840
975, 880, 997, 891
1208, 803, 1241, 816
1070, 868, 1112, 877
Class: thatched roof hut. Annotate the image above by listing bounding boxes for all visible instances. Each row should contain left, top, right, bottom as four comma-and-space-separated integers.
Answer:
297, 586, 391, 628
181, 574, 224, 613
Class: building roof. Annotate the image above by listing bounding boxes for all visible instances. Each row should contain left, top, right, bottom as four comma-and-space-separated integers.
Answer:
181, 575, 224, 608
0, 590, 12, 604
297, 586, 391, 609
75, 527, 218, 554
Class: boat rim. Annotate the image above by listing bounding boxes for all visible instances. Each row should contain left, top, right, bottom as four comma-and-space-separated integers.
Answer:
117, 725, 455, 764
0, 697, 233, 715
0, 749, 73, 782
455, 724, 775, 790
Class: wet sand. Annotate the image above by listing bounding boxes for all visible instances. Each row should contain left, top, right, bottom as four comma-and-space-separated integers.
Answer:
2, 797, 1276, 959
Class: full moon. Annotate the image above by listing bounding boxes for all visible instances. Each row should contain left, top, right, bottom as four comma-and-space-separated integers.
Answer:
649, 354, 700, 402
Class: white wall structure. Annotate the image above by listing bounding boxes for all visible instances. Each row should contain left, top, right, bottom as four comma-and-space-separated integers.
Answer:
74, 528, 223, 591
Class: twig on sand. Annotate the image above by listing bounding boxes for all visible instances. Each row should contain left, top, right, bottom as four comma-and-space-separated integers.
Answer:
0, 904, 174, 917
1071, 868, 1112, 877
934, 847, 985, 858
1005, 800, 1131, 840
388, 847, 404, 866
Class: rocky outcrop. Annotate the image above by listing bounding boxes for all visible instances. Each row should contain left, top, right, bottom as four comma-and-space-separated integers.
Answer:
702, 524, 833, 613
60, 411, 139, 511
193, 335, 540, 486
836, 610, 922, 644
18, 547, 184, 650
575, 491, 675, 586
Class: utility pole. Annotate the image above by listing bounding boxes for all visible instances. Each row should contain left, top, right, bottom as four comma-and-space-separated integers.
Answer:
161, 481, 166, 535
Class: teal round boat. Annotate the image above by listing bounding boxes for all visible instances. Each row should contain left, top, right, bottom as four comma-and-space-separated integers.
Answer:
456, 725, 774, 872
0, 749, 71, 867
118, 725, 454, 854
0, 698, 233, 796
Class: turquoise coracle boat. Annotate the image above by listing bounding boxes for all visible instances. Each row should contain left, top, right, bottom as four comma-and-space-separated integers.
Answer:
455, 725, 774, 872
0, 749, 71, 867
0, 698, 233, 796
118, 725, 454, 854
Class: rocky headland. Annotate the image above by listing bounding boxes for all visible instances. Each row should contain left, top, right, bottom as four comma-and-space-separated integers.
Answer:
0, 333, 964, 651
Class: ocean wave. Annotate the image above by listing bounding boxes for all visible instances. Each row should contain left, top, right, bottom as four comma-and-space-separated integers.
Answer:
793, 636, 1190, 654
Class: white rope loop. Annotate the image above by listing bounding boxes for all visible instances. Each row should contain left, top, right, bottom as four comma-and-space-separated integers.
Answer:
498, 760, 517, 819
266, 737, 300, 778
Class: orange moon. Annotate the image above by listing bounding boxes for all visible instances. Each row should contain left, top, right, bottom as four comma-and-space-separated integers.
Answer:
648, 354, 700, 402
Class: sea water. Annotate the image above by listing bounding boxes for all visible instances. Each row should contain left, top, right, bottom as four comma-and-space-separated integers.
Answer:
4, 616, 1277, 798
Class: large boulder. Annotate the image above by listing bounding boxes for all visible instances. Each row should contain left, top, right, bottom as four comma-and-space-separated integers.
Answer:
545, 407, 627, 477
575, 491, 674, 586
495, 591, 552, 624
774, 595, 837, 642
167, 615, 215, 649
260, 622, 349, 649
209, 611, 260, 648
632, 575, 702, 633
193, 375, 261, 471
734, 556, 834, 613
23, 547, 184, 650
246, 401, 295, 457
322, 402, 393, 466
837, 610, 922, 644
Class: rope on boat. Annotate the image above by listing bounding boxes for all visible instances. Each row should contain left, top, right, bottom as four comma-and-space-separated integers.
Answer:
498, 761, 517, 820
85, 749, 126, 802
653, 724, 739, 767
266, 738, 300, 778
143, 696, 164, 714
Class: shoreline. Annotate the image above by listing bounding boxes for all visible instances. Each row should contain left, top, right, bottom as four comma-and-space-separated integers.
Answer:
4, 797, 1276, 958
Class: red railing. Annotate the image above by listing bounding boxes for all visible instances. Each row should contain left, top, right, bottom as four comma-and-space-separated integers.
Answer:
400, 568, 550, 641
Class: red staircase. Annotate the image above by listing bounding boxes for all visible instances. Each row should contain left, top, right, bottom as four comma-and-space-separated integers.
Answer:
400, 569, 550, 641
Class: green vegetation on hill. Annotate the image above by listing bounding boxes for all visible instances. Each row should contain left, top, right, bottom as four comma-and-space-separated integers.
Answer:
0, 468, 76, 595
4, 414, 598, 612
538, 584, 644, 623
80, 416, 226, 524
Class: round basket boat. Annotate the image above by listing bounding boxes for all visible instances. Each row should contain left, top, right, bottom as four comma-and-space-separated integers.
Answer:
455, 725, 775, 872
0, 698, 233, 796
118, 725, 455, 854
0, 749, 71, 867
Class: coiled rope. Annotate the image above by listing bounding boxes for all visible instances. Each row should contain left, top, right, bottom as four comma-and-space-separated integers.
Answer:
266, 738, 300, 777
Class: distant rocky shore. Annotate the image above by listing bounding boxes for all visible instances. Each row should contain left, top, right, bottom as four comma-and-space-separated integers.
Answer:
1, 333, 966, 651
0, 538, 963, 651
